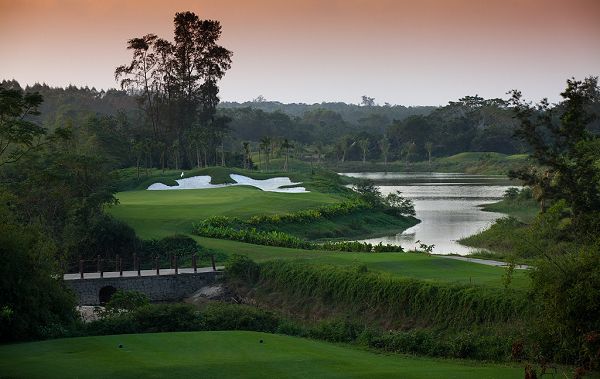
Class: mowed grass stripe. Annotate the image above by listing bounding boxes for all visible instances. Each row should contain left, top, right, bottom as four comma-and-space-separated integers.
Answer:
0, 331, 523, 379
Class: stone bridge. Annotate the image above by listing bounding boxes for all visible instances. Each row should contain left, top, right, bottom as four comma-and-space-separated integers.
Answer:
64, 267, 223, 305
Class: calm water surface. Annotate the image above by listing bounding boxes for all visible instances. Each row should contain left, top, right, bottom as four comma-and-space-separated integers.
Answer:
341, 172, 516, 255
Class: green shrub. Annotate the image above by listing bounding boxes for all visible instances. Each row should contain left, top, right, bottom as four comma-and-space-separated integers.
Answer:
225, 254, 261, 284
132, 303, 201, 332
85, 314, 138, 336
0, 218, 77, 342
194, 223, 403, 252
308, 319, 361, 343
200, 303, 279, 332
531, 248, 600, 366
104, 290, 149, 314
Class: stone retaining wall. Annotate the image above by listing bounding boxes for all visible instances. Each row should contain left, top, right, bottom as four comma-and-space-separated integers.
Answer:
66, 272, 222, 305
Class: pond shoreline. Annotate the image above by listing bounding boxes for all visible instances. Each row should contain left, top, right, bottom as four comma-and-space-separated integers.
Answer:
340, 171, 517, 255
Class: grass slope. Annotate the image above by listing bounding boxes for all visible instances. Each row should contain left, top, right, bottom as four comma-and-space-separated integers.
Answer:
479, 198, 539, 224
333, 152, 531, 175
110, 186, 341, 238
0, 331, 524, 379
194, 237, 530, 289
267, 210, 418, 241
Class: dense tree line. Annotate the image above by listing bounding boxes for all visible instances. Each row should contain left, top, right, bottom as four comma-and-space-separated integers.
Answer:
1, 78, 540, 171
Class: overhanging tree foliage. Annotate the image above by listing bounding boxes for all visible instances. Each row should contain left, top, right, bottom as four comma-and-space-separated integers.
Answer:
0, 85, 45, 166
509, 77, 600, 232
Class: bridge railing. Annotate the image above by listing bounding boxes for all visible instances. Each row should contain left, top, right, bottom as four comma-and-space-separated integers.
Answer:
69, 253, 218, 279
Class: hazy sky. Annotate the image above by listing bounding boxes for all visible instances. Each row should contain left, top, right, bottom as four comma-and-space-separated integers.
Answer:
1, 0, 599, 105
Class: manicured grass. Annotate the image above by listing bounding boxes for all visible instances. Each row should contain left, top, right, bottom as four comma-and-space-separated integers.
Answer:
193, 237, 530, 288
0, 331, 524, 378
109, 186, 341, 238
109, 187, 529, 289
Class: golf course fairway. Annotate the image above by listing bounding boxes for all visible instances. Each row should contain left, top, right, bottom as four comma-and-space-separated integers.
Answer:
0, 331, 523, 378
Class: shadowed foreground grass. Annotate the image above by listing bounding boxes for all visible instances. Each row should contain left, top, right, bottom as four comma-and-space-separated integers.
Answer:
0, 331, 524, 379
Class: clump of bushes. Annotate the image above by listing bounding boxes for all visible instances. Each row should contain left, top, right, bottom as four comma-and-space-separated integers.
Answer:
192, 195, 411, 253
225, 255, 260, 284
104, 290, 149, 315
195, 200, 370, 231
504, 186, 533, 201
194, 225, 313, 249
352, 180, 416, 217
193, 222, 403, 252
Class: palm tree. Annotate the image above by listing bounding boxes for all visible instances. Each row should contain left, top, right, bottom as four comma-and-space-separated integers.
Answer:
281, 139, 293, 172
425, 141, 433, 167
242, 142, 251, 169
259, 136, 272, 171
315, 142, 324, 165
338, 136, 354, 163
379, 137, 390, 169
402, 141, 416, 168
171, 139, 180, 170
359, 138, 369, 164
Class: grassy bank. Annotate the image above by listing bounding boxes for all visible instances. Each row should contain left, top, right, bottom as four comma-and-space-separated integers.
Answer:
479, 198, 539, 224
274, 209, 417, 241
221, 258, 534, 363
0, 331, 525, 379
460, 191, 540, 261
331, 152, 531, 175
197, 236, 530, 288
238, 260, 530, 328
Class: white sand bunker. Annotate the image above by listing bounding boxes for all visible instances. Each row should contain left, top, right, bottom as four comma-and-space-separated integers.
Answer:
229, 174, 307, 193
147, 174, 308, 193
147, 176, 227, 190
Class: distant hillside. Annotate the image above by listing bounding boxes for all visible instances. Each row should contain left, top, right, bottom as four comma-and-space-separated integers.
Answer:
220, 101, 437, 124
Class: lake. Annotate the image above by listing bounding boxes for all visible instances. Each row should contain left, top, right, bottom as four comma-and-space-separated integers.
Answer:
341, 172, 517, 255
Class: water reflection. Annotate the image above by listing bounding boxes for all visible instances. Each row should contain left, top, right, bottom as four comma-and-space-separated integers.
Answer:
341, 172, 516, 255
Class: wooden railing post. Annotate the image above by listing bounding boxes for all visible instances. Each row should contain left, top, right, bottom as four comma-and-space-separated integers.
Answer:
98, 255, 103, 278
174, 255, 178, 274
211, 254, 216, 271
192, 253, 197, 273
155, 256, 159, 275
119, 256, 123, 277
79, 255, 83, 279
137, 256, 141, 277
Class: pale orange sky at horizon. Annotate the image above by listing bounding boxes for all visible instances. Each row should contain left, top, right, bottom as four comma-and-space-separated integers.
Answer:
1, 0, 599, 105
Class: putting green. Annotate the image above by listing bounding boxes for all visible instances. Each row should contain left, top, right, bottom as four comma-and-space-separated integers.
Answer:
110, 186, 341, 238
0, 331, 524, 378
